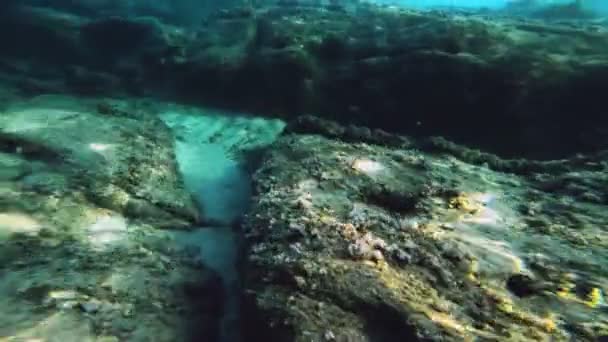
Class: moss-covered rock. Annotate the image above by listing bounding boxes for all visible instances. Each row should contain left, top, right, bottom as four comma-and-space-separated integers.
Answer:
242, 116, 608, 341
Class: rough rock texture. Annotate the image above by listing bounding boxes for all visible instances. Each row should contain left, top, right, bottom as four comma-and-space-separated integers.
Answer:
242, 116, 608, 341
0, 95, 200, 227
0, 94, 221, 341
1, 3, 608, 158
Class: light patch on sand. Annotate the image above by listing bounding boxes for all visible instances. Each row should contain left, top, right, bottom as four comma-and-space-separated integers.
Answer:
0, 108, 80, 133
86, 215, 128, 250
461, 205, 501, 225
469, 192, 496, 205
297, 179, 319, 191
352, 158, 385, 176
454, 233, 526, 275
88, 143, 112, 152
448, 192, 506, 227
440, 192, 529, 277
0, 213, 42, 237
2, 311, 93, 342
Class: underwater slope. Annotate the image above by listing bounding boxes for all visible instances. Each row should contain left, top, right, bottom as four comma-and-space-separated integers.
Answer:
242, 116, 608, 341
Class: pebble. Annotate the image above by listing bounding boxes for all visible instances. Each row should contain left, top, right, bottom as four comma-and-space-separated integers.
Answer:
371, 250, 384, 261
59, 300, 79, 310
294, 275, 307, 288
394, 249, 412, 264
324, 330, 336, 340
80, 300, 101, 313
49, 290, 80, 300
506, 274, 542, 297
122, 303, 135, 317
96, 336, 119, 342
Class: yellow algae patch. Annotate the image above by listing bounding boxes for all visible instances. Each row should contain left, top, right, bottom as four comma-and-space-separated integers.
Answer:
499, 301, 557, 334
466, 259, 479, 283
448, 193, 482, 214
444, 192, 506, 226
539, 313, 558, 333
376, 263, 435, 310
479, 284, 558, 334
496, 298, 514, 314
585, 288, 602, 308
554, 281, 604, 309
555, 276, 576, 300
427, 311, 468, 335
374, 262, 474, 338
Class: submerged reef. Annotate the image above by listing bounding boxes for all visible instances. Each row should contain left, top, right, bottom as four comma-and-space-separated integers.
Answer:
0, 1, 608, 341
1, 2, 608, 158
0, 94, 226, 341
242, 116, 608, 341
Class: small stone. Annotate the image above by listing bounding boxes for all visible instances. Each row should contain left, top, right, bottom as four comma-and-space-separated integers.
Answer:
80, 300, 101, 313
59, 300, 79, 310
324, 330, 336, 341
290, 243, 303, 254
294, 276, 307, 288
401, 219, 419, 230
371, 250, 384, 261
506, 274, 542, 297
431, 301, 450, 313
96, 336, 119, 342
49, 290, 79, 300
122, 303, 135, 317
394, 249, 412, 264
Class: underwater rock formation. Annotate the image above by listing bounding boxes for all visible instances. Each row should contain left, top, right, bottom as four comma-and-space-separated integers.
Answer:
1, 3, 608, 158
1, 2, 607, 341
0, 94, 224, 341
241, 115, 608, 341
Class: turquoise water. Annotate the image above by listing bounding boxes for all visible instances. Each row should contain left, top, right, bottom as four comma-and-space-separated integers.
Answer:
376, 0, 608, 17
160, 107, 284, 342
